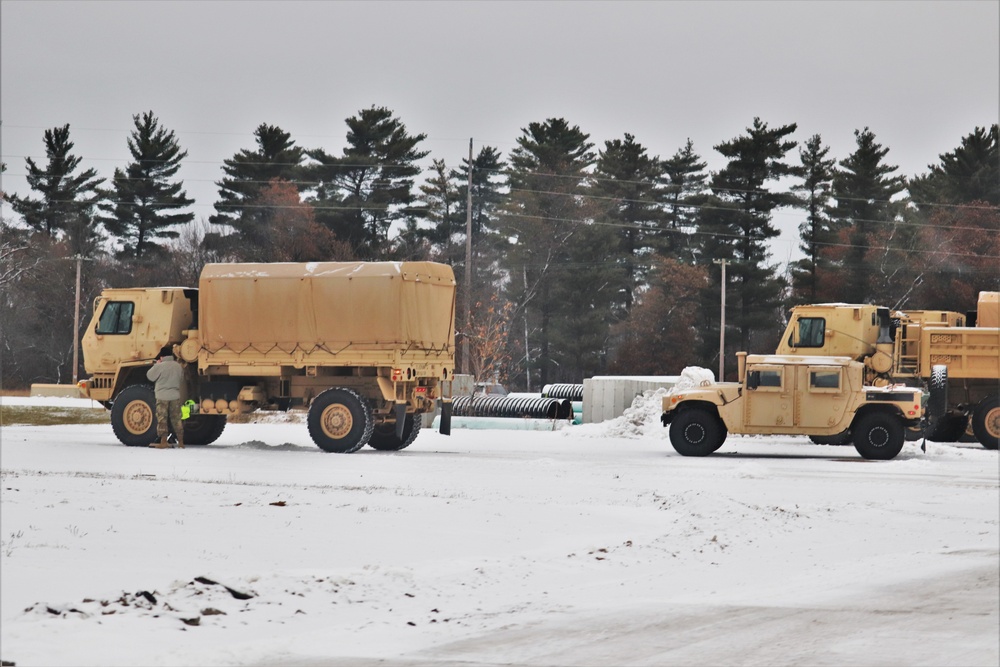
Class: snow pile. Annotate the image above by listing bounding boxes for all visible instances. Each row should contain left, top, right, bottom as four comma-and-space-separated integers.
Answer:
669, 366, 716, 392
600, 388, 671, 439
598, 367, 717, 439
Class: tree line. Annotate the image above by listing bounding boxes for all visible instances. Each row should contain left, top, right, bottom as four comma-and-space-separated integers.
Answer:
1, 107, 997, 390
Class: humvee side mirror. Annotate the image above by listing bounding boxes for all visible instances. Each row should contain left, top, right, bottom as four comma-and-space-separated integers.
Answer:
747, 371, 760, 390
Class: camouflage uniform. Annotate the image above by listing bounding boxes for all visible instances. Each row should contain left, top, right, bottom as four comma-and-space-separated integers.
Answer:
156, 399, 184, 439
147, 353, 185, 444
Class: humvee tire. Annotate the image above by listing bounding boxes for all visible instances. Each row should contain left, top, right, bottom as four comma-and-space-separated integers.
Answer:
308, 388, 373, 453
809, 431, 852, 445
369, 414, 421, 451
852, 412, 905, 460
669, 408, 727, 457
110, 384, 158, 447
972, 395, 1000, 450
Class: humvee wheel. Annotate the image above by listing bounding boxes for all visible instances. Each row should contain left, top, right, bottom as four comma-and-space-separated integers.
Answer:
852, 412, 904, 460
669, 408, 727, 457
183, 414, 227, 445
809, 431, 852, 445
369, 414, 422, 451
308, 388, 373, 453
110, 384, 158, 447
972, 396, 1000, 450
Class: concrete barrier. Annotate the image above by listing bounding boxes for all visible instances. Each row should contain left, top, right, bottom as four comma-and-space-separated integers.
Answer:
582, 376, 679, 423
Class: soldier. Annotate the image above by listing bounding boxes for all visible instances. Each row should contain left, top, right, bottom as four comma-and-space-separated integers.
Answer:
146, 346, 184, 449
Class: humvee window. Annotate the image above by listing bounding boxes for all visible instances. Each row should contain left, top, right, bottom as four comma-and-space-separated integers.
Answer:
810, 369, 841, 390
748, 368, 783, 389
96, 301, 134, 335
795, 317, 826, 347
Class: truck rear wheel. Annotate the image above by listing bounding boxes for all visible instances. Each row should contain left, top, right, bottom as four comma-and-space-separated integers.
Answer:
183, 414, 227, 445
110, 384, 158, 447
972, 396, 1000, 450
669, 408, 727, 457
369, 414, 422, 451
926, 413, 969, 443
852, 412, 904, 460
308, 388, 373, 453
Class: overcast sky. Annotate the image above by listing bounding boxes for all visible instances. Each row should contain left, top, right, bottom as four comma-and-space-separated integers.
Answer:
2, 0, 998, 266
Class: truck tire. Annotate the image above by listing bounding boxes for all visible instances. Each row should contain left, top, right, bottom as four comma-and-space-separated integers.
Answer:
308, 388, 373, 453
669, 408, 727, 457
183, 414, 227, 446
926, 413, 969, 443
852, 412, 905, 460
927, 365, 949, 430
369, 414, 421, 451
971, 395, 1000, 450
110, 384, 158, 447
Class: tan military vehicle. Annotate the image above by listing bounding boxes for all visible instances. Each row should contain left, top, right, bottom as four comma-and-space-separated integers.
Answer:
80, 262, 457, 452
660, 353, 924, 460
775, 292, 999, 449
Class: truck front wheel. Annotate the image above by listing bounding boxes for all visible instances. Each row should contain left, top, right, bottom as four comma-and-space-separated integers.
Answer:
308, 388, 373, 453
110, 384, 158, 447
669, 408, 727, 457
972, 396, 1000, 450
852, 412, 904, 460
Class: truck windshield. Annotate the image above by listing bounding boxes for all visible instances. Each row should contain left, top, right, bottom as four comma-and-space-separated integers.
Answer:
795, 318, 826, 347
96, 301, 134, 334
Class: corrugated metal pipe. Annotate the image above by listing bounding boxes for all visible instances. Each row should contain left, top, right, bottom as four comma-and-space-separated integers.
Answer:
452, 395, 572, 420
541, 383, 585, 401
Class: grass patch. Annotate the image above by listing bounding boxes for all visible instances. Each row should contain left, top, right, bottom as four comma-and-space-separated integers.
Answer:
0, 405, 109, 427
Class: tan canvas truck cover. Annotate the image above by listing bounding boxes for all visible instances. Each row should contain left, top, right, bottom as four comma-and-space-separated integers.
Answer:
198, 262, 456, 358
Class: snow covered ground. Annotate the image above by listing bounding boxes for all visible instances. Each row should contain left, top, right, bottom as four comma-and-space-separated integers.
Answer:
1, 394, 998, 666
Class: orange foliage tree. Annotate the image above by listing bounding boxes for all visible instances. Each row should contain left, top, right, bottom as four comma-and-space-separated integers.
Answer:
915, 201, 1000, 309
608, 259, 710, 375
465, 293, 515, 388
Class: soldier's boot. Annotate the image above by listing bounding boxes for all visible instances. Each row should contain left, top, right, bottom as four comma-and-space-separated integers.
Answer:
150, 435, 169, 449
176, 432, 185, 449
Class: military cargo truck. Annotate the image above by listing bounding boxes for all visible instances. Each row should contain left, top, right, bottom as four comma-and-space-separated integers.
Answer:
80, 262, 456, 452
661, 353, 924, 460
774, 292, 999, 449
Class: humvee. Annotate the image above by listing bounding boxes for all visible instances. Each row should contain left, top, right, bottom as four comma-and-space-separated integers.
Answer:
660, 353, 924, 460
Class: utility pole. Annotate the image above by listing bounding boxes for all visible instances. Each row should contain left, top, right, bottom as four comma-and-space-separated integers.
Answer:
713, 258, 728, 381
71, 254, 94, 384
462, 138, 473, 376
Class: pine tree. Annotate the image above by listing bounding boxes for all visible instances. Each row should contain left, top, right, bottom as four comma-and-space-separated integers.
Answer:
909, 125, 999, 206
8, 124, 105, 255
695, 117, 798, 360
831, 127, 906, 303
209, 123, 306, 247
414, 159, 463, 264
499, 118, 620, 388
592, 133, 664, 313
790, 134, 837, 303
659, 138, 707, 260
101, 111, 194, 259
307, 106, 428, 259
450, 145, 508, 291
